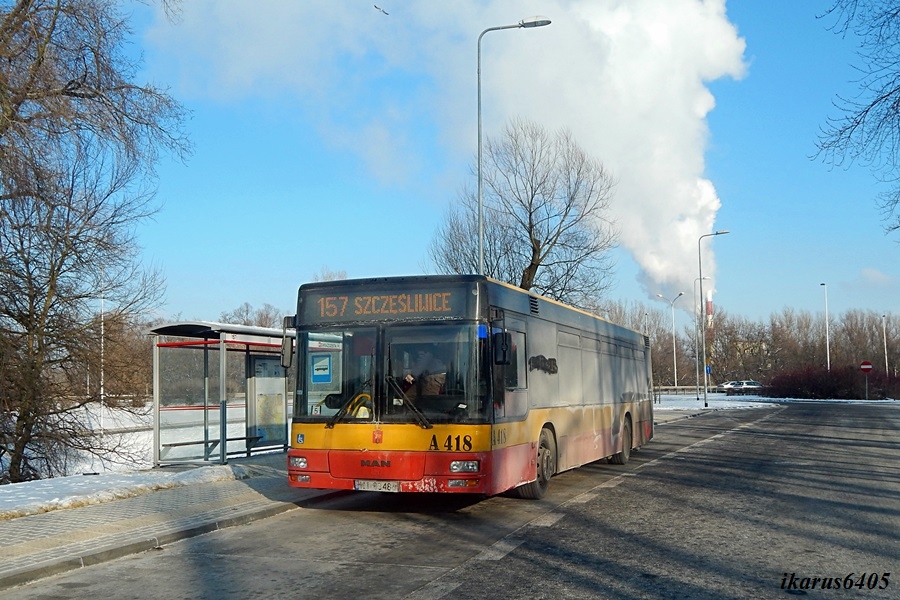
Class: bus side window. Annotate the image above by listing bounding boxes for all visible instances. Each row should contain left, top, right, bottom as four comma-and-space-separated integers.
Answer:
504, 331, 526, 390
495, 330, 527, 420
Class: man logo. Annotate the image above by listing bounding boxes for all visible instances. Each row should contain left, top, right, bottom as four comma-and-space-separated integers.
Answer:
361, 459, 391, 467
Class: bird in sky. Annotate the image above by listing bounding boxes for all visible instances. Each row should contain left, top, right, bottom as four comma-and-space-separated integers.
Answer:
374, 5, 388, 15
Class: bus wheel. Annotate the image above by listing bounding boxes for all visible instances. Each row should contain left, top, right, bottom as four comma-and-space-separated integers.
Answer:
515, 428, 556, 499
610, 417, 632, 465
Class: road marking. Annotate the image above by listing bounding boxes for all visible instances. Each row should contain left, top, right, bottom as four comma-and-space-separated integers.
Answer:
569, 492, 598, 504
475, 538, 524, 560
636, 406, 784, 469
404, 580, 461, 600
402, 408, 785, 599
530, 512, 564, 527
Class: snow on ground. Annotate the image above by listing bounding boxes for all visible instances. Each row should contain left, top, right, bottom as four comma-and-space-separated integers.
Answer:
0, 465, 240, 521
655, 394, 772, 411
0, 395, 896, 520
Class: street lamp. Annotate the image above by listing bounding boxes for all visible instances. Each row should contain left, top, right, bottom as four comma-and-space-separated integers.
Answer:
693, 276, 709, 401
657, 292, 684, 388
883, 314, 889, 375
699, 230, 729, 407
477, 16, 551, 275
99, 268, 105, 435
820, 283, 830, 371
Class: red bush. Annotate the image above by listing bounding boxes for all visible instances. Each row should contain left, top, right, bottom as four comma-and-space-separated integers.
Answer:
766, 366, 898, 399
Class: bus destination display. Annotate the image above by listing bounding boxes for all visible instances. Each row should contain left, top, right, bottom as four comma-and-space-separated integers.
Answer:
301, 284, 474, 324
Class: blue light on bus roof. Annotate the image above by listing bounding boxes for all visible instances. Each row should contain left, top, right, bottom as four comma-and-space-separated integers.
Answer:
478, 324, 488, 338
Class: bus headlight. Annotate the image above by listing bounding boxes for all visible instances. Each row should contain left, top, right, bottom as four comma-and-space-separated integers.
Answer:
449, 460, 480, 473
289, 456, 308, 469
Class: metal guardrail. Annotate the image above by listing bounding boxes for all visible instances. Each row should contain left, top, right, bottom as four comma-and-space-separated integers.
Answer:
654, 385, 767, 398
654, 386, 714, 396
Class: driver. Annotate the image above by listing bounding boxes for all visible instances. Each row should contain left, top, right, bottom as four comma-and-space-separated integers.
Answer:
401, 348, 446, 398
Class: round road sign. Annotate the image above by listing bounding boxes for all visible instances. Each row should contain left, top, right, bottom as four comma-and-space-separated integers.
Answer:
860, 361, 873, 373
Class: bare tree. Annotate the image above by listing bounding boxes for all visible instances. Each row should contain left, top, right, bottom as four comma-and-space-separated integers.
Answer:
818, 0, 900, 232
429, 117, 618, 310
86, 315, 155, 402
219, 303, 284, 329
0, 0, 188, 483
767, 308, 817, 374
312, 266, 348, 282
831, 309, 887, 367
706, 312, 772, 382
0, 139, 167, 482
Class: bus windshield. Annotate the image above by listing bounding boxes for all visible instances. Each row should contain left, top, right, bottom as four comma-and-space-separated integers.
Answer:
296, 324, 489, 425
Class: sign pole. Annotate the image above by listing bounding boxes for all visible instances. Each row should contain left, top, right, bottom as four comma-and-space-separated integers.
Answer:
860, 361, 873, 400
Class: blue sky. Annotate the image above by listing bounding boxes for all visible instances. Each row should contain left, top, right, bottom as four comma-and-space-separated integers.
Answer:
130, 1, 898, 332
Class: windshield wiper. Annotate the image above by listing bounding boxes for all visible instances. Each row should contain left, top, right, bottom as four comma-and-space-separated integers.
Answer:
386, 376, 433, 429
325, 396, 354, 429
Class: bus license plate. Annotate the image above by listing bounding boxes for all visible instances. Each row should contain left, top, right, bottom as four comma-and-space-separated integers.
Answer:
354, 479, 400, 492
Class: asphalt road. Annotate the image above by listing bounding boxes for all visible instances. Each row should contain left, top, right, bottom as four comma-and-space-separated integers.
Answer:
7, 403, 900, 599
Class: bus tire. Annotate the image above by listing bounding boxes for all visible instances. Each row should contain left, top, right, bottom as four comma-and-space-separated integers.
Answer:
515, 428, 556, 499
610, 416, 632, 465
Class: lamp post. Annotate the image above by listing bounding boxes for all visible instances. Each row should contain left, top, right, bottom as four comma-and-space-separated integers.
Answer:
657, 292, 683, 388
477, 16, 551, 275
99, 269, 105, 435
699, 230, 729, 407
820, 283, 830, 371
693, 276, 709, 401
883, 314, 889, 375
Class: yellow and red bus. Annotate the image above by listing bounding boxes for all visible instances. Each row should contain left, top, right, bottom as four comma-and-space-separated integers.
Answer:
281, 275, 653, 498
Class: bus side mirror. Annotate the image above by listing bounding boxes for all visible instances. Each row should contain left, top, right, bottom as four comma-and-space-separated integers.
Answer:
493, 331, 512, 365
280, 315, 295, 369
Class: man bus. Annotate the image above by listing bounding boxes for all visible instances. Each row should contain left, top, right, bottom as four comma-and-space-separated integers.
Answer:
281, 275, 653, 499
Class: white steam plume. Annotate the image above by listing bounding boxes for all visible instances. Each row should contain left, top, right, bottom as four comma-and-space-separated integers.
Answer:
143, 0, 746, 304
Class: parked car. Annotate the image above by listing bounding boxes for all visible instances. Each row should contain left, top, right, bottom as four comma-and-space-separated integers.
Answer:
715, 381, 739, 393
727, 380, 764, 395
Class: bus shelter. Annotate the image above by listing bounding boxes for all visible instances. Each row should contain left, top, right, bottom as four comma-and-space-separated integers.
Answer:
146, 321, 295, 466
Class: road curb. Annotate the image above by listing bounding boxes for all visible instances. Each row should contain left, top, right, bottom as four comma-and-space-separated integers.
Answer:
0, 493, 303, 592
654, 411, 709, 425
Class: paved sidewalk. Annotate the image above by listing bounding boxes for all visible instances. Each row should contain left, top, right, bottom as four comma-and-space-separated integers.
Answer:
1, 411, 699, 591
0, 452, 319, 591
